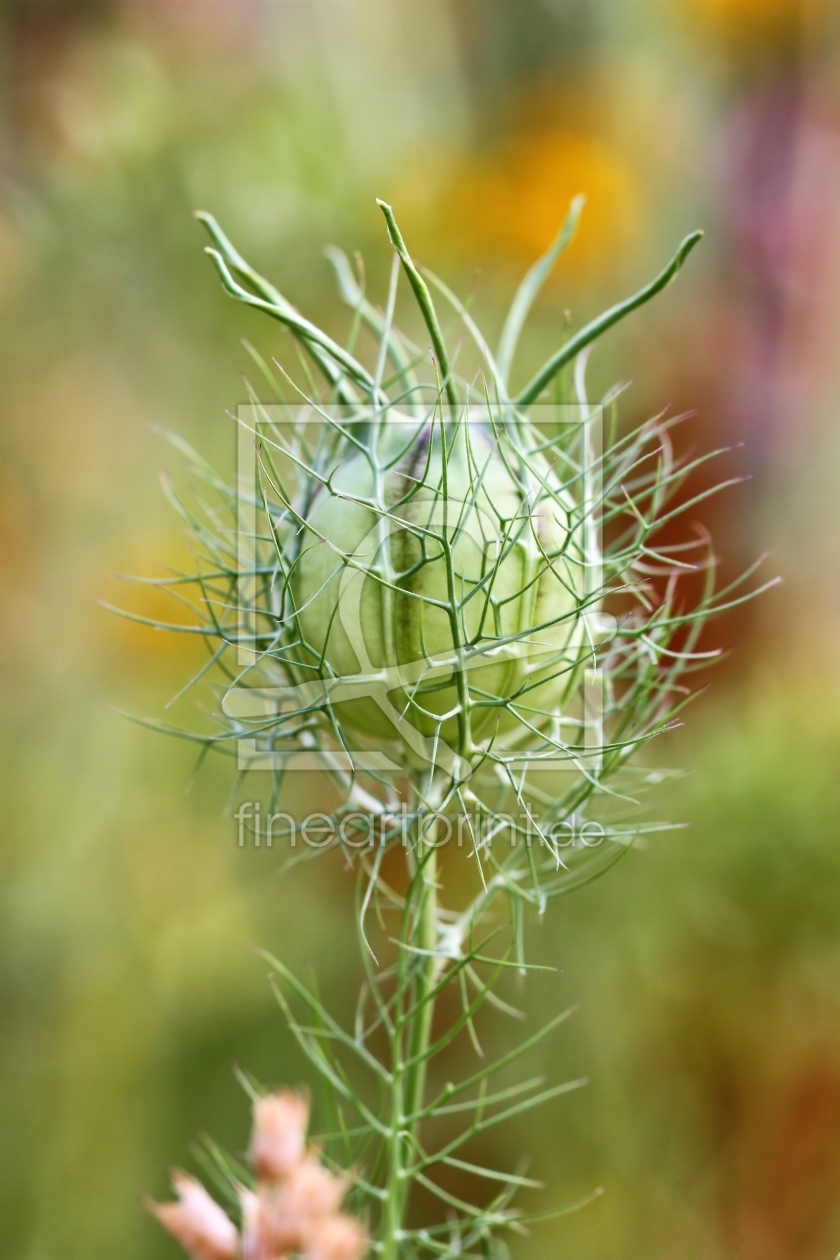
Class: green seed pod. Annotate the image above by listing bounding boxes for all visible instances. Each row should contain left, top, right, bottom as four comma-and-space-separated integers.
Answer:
139, 193, 775, 1260
292, 414, 584, 755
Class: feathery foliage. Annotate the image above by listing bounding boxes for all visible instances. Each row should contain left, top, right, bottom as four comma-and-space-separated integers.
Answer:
125, 199, 775, 1258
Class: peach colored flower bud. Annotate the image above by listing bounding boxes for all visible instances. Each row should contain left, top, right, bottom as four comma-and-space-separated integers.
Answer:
239, 1187, 284, 1260
305, 1214, 368, 1260
284, 1156, 348, 1220
250, 1090, 310, 1182
149, 1172, 238, 1260
248, 1158, 349, 1257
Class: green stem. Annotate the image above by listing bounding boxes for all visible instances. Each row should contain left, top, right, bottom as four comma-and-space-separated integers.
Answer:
376, 200, 459, 410
515, 230, 703, 407
404, 846, 439, 1122
382, 803, 440, 1260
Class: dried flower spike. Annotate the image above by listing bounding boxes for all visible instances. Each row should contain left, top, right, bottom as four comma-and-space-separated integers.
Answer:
245, 1158, 357, 1257
151, 1090, 366, 1260
149, 1172, 238, 1260
250, 1089, 310, 1182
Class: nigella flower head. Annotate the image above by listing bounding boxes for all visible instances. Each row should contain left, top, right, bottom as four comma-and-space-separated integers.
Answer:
127, 194, 775, 1259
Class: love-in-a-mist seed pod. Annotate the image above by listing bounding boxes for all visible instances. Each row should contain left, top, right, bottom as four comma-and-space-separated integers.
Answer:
136, 195, 775, 1260
292, 412, 584, 752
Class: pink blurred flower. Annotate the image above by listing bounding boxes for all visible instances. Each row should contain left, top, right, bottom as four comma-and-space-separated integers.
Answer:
282, 1155, 349, 1218
241, 1189, 368, 1259
151, 1091, 366, 1260
239, 1187, 284, 1260
305, 1214, 368, 1260
243, 1157, 350, 1257
149, 1172, 238, 1260
250, 1090, 310, 1182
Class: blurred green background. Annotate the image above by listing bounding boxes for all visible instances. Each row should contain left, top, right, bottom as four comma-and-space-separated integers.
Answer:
3, 1, 840, 1257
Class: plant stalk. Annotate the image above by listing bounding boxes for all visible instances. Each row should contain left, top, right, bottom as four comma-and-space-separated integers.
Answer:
382, 798, 441, 1259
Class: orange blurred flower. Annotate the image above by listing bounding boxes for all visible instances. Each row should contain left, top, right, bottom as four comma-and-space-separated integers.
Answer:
445, 127, 643, 279
684, 0, 827, 39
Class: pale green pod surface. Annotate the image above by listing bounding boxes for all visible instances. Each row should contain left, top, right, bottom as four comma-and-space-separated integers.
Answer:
292, 418, 584, 752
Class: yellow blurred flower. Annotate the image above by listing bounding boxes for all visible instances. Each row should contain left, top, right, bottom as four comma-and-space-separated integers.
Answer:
443, 127, 644, 279
684, 0, 827, 39
104, 534, 209, 669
